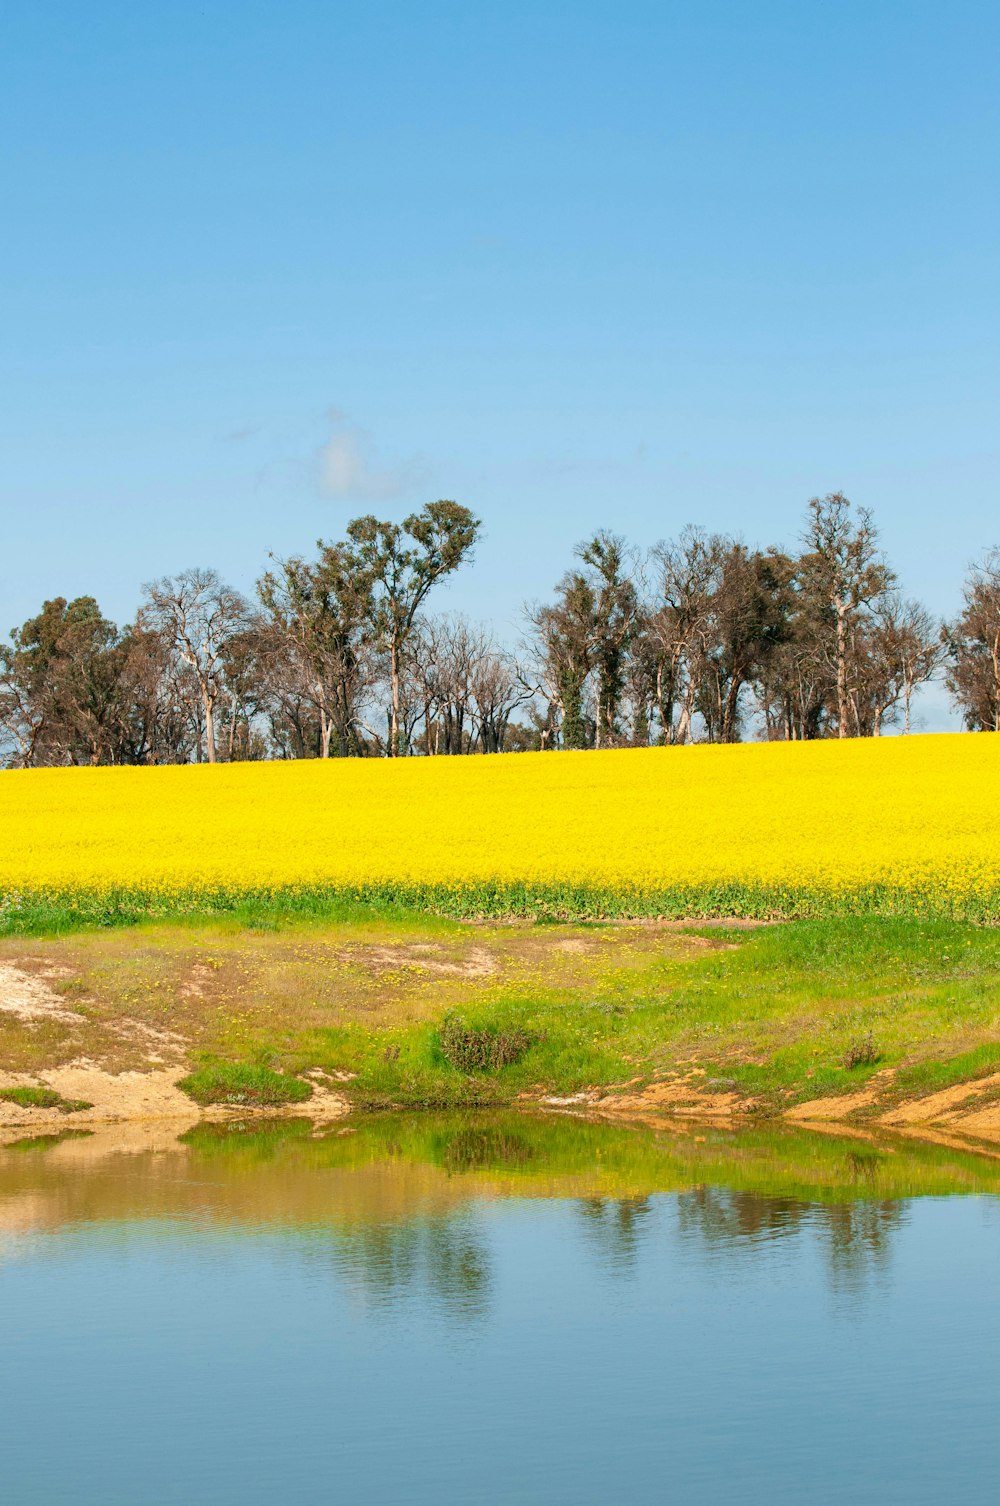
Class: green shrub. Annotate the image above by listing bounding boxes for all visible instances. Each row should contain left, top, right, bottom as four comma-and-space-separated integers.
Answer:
438, 1015, 535, 1074
178, 1063, 313, 1108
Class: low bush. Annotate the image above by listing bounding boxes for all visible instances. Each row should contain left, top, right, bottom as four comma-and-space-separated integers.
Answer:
842, 1032, 880, 1070
438, 1015, 535, 1074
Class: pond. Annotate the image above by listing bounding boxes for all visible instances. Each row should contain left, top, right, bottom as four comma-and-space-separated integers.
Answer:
1, 1113, 998, 1505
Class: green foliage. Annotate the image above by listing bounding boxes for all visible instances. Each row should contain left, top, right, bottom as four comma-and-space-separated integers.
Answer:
437, 1014, 536, 1074
179, 1063, 313, 1108
0, 1085, 92, 1112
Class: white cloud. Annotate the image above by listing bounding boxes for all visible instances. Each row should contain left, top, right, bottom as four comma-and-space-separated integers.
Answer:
318, 409, 429, 501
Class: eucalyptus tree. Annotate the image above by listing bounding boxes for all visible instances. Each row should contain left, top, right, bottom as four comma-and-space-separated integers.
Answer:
526, 571, 596, 750
945, 549, 1000, 731
698, 545, 791, 743
258, 543, 373, 758
0, 596, 132, 766
344, 501, 481, 757
646, 528, 726, 743
576, 532, 637, 748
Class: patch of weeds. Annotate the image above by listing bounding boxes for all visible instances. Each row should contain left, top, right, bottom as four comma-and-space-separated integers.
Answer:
0, 1085, 93, 1113
843, 1032, 881, 1070
178, 1062, 313, 1108
438, 1014, 536, 1074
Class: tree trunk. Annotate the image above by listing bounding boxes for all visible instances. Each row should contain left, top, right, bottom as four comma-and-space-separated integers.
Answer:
318, 687, 332, 758
721, 675, 744, 743
204, 697, 216, 764
389, 640, 400, 757
835, 600, 849, 738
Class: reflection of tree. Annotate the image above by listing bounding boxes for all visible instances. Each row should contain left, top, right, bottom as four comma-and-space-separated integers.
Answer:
677, 1187, 806, 1246
575, 1195, 653, 1271
820, 1200, 903, 1296
325, 1214, 492, 1321
675, 1187, 905, 1293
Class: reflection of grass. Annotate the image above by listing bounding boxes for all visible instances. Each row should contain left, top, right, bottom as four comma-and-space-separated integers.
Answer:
178, 1110, 1000, 1205
179, 1063, 312, 1108
0, 1085, 92, 1113
6, 1129, 94, 1152
179, 1117, 316, 1160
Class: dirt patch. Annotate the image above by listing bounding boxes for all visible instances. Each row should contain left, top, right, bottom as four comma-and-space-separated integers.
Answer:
0, 958, 350, 1130
543, 1072, 744, 1120
0, 1063, 350, 1130
0, 963, 86, 1025
880, 1072, 1000, 1127
785, 1089, 882, 1121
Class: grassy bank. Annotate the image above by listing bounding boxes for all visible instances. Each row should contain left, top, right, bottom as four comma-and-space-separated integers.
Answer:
3, 908, 1000, 1124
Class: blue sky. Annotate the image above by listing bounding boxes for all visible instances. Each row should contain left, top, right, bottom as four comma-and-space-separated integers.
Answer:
1, 1, 997, 727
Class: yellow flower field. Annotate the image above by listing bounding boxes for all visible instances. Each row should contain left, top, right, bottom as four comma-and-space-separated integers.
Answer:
0, 734, 998, 919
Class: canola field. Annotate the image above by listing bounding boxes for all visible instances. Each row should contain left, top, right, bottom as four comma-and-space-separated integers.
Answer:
0, 734, 998, 925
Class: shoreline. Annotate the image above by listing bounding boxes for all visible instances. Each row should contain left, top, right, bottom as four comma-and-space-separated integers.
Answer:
4, 1061, 1000, 1164
3, 910, 1000, 1155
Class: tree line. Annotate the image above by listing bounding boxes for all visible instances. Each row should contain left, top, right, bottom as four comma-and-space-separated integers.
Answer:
2, 492, 998, 766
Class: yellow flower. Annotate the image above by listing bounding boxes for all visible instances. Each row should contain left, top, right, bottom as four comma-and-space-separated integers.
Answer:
0, 734, 996, 913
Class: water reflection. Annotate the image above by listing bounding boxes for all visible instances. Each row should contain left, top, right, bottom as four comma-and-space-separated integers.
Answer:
675, 1185, 905, 1293
0, 1111, 995, 1304
2, 1113, 1000, 1506
576, 1195, 653, 1273
324, 1214, 492, 1320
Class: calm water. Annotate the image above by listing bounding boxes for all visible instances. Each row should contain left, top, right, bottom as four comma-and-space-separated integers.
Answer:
1, 1114, 998, 1505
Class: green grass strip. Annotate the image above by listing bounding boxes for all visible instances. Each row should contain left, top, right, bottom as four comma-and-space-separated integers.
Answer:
3, 877, 1000, 938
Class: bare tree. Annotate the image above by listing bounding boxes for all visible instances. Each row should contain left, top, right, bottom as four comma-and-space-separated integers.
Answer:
139, 569, 251, 763
647, 528, 726, 743
413, 615, 482, 754
470, 642, 533, 753
857, 596, 943, 735
800, 494, 895, 739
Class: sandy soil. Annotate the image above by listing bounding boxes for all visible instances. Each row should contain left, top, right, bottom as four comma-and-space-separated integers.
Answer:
545, 1067, 1000, 1152
0, 962, 349, 1131
0, 962, 85, 1024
